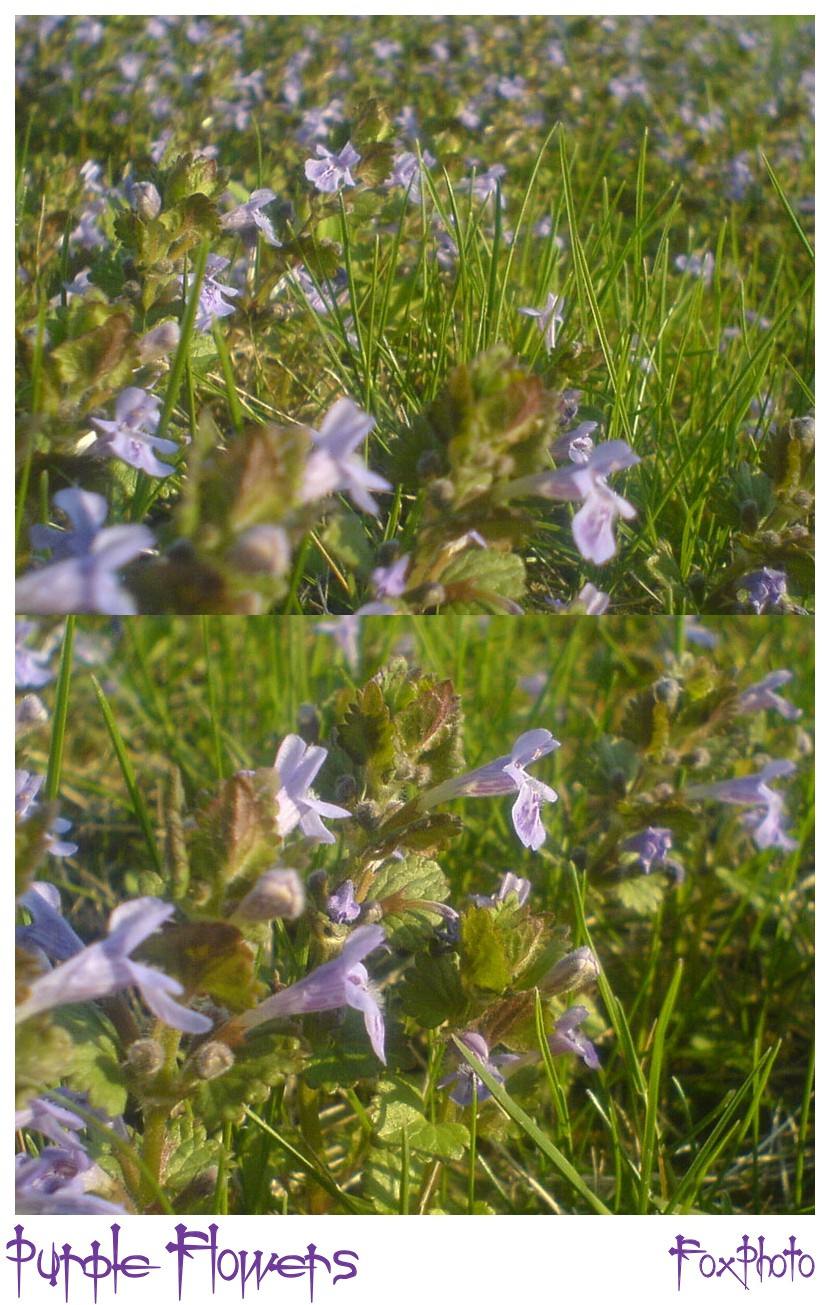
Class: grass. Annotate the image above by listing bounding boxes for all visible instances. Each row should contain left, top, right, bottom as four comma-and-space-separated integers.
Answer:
14, 15, 814, 614
16, 615, 814, 1215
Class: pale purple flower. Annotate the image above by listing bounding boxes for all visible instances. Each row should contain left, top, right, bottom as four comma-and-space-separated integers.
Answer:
736, 568, 789, 615
682, 616, 719, 648
17, 881, 84, 959
15, 1095, 86, 1151
304, 141, 361, 194
89, 387, 177, 477
300, 397, 392, 516
538, 947, 600, 997
550, 421, 597, 464
470, 872, 531, 909
508, 441, 640, 565
220, 188, 281, 248
686, 760, 798, 852
371, 554, 410, 599
621, 827, 684, 881
189, 254, 240, 333
463, 163, 506, 203
233, 924, 387, 1062
548, 1006, 601, 1069
327, 879, 361, 924
518, 292, 566, 351
15, 897, 213, 1034
674, 251, 715, 284
273, 734, 350, 844
545, 582, 611, 615
17, 489, 152, 615
16, 1148, 127, 1215
316, 615, 364, 671
15, 620, 55, 688
440, 1031, 520, 1107
424, 729, 559, 852
15, 773, 78, 858
737, 671, 801, 721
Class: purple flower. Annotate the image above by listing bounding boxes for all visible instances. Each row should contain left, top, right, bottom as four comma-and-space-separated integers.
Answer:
737, 671, 801, 721
233, 924, 387, 1062
550, 421, 597, 465
17, 489, 153, 615
89, 387, 178, 477
327, 879, 361, 924
686, 760, 798, 852
508, 441, 640, 565
621, 827, 684, 881
15, 620, 55, 688
16, 897, 213, 1034
304, 141, 361, 193
16, 1148, 127, 1215
518, 292, 566, 351
17, 881, 84, 959
548, 1006, 601, 1069
370, 554, 410, 599
273, 734, 350, 844
469, 872, 531, 909
188, 253, 240, 332
220, 188, 281, 248
300, 397, 392, 516
736, 568, 789, 615
424, 729, 559, 852
15, 1096, 87, 1152
15, 772, 78, 857
440, 1031, 520, 1107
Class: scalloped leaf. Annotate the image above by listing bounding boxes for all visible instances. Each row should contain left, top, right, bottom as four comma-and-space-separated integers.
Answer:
399, 950, 468, 1029
52, 1005, 128, 1116
460, 907, 510, 994
371, 1078, 469, 1158
196, 1034, 305, 1128
137, 921, 262, 1009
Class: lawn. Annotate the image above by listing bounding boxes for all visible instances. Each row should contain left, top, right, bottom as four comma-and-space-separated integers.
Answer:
15, 15, 814, 616
15, 615, 814, 1215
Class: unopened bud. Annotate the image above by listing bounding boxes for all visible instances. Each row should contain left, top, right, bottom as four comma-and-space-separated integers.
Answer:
684, 746, 710, 770
334, 774, 358, 805
538, 946, 600, 996
296, 704, 320, 744
132, 181, 162, 221
226, 525, 291, 578
187, 1041, 235, 1081
235, 868, 305, 921
653, 676, 681, 712
137, 320, 181, 363
124, 1038, 165, 1083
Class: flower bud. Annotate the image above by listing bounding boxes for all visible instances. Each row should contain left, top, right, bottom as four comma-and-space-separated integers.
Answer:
538, 946, 600, 996
187, 1041, 235, 1081
296, 704, 320, 744
334, 774, 358, 805
132, 181, 162, 221
653, 676, 681, 712
124, 1038, 165, 1084
137, 319, 181, 363
226, 525, 291, 578
234, 868, 305, 922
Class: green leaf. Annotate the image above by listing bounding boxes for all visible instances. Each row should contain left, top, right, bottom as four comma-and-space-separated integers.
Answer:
439, 548, 527, 613
399, 951, 468, 1029
15, 1007, 75, 1108
52, 1006, 128, 1116
460, 907, 510, 994
371, 1078, 469, 1158
137, 920, 262, 1009
615, 873, 670, 916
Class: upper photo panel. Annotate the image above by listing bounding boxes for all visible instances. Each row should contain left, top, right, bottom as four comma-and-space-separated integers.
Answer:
15, 15, 814, 616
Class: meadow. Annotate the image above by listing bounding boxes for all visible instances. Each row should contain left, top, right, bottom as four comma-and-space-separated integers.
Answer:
15, 15, 814, 616
16, 615, 814, 1215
